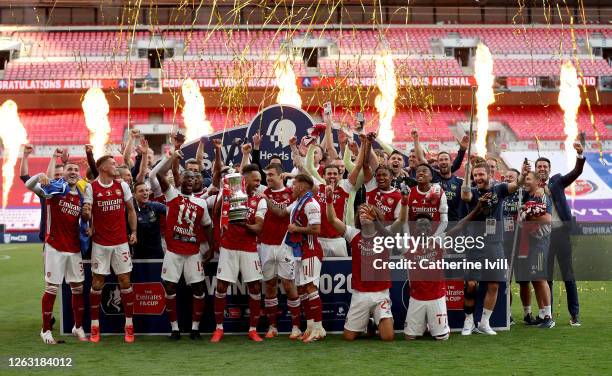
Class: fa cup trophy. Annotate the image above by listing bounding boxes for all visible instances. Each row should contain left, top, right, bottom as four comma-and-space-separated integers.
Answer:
225, 165, 248, 223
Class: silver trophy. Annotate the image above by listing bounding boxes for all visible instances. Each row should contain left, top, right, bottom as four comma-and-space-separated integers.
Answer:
225, 166, 248, 223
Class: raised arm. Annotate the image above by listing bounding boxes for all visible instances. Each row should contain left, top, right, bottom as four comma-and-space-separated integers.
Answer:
289, 136, 305, 173
323, 114, 339, 160
348, 135, 368, 186
560, 142, 585, 188
195, 136, 206, 168
211, 138, 223, 189
507, 159, 530, 194
325, 185, 347, 234
411, 129, 428, 165
85, 144, 98, 178
305, 144, 324, 184
240, 143, 252, 172
135, 139, 150, 184
19, 144, 34, 181
25, 173, 48, 198
451, 135, 469, 173
155, 150, 181, 193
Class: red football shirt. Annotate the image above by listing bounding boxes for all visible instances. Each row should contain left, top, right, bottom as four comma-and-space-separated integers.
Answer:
315, 180, 351, 239
260, 187, 293, 245
86, 179, 131, 246
285, 198, 323, 260
164, 186, 212, 255
407, 245, 446, 301
220, 193, 267, 252
365, 178, 402, 222
45, 191, 82, 253
344, 226, 391, 292
407, 185, 447, 234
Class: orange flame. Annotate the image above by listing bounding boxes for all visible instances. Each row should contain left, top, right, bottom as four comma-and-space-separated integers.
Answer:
181, 78, 213, 141
274, 56, 302, 108
82, 87, 111, 160
558, 61, 581, 170
474, 43, 495, 157
374, 51, 397, 144
0, 100, 29, 208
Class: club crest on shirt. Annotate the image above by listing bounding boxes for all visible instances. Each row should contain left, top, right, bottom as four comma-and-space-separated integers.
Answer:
249, 198, 258, 207
106, 191, 112, 196
115, 189, 122, 196
387, 197, 394, 205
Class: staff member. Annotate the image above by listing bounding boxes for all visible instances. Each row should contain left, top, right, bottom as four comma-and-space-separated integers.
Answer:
132, 182, 166, 259
535, 141, 585, 326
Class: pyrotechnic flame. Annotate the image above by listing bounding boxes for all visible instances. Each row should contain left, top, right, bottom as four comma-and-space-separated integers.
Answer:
558, 61, 581, 170
82, 87, 111, 160
474, 43, 495, 157
0, 100, 28, 208
181, 78, 213, 141
274, 55, 302, 108
374, 51, 397, 144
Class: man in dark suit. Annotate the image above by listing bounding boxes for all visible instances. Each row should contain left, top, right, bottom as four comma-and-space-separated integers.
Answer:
535, 141, 585, 326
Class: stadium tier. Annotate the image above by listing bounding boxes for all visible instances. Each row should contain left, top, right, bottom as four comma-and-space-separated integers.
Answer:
4, 28, 611, 57
16, 106, 611, 145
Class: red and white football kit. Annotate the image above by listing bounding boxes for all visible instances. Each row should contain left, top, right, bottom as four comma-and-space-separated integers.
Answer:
161, 186, 212, 285
343, 226, 393, 333
84, 179, 133, 275
285, 197, 323, 287
407, 185, 448, 236
259, 187, 294, 281
315, 180, 351, 258
217, 193, 267, 284
365, 178, 402, 222
404, 243, 449, 338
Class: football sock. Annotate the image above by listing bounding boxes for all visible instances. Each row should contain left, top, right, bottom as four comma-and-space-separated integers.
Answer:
538, 308, 546, 319
214, 291, 226, 326
70, 285, 84, 328
248, 292, 262, 328
308, 291, 322, 323
287, 297, 301, 328
264, 297, 279, 327
192, 293, 205, 327
523, 305, 532, 315
481, 308, 493, 327
120, 287, 135, 324
165, 293, 177, 323
544, 305, 552, 318
89, 287, 102, 323
42, 285, 58, 332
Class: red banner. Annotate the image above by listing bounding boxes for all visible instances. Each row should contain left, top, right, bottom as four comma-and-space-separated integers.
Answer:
0, 79, 124, 92
133, 282, 166, 315
0, 75, 597, 92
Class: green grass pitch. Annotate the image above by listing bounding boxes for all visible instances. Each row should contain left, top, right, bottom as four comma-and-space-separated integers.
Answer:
0, 243, 611, 376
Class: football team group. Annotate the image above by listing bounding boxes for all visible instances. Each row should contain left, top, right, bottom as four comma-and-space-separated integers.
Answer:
20, 111, 584, 345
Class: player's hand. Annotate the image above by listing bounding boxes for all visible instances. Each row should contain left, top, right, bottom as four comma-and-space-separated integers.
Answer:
130, 129, 141, 138
287, 223, 299, 234
85, 144, 94, 154
325, 185, 334, 203
411, 128, 419, 141
23, 144, 34, 157
358, 133, 367, 144
39, 174, 51, 186
53, 148, 63, 158
136, 138, 149, 155
82, 202, 92, 216
200, 136, 208, 145
280, 172, 294, 181
476, 192, 492, 210
212, 138, 222, 149
242, 143, 252, 155
173, 150, 184, 160
458, 134, 470, 150
366, 132, 377, 143
59, 148, 69, 164
348, 140, 359, 155
573, 141, 584, 155
85, 227, 93, 237
207, 186, 219, 197
253, 132, 262, 149
128, 232, 137, 245
203, 249, 214, 264
521, 160, 531, 176
288, 136, 297, 146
